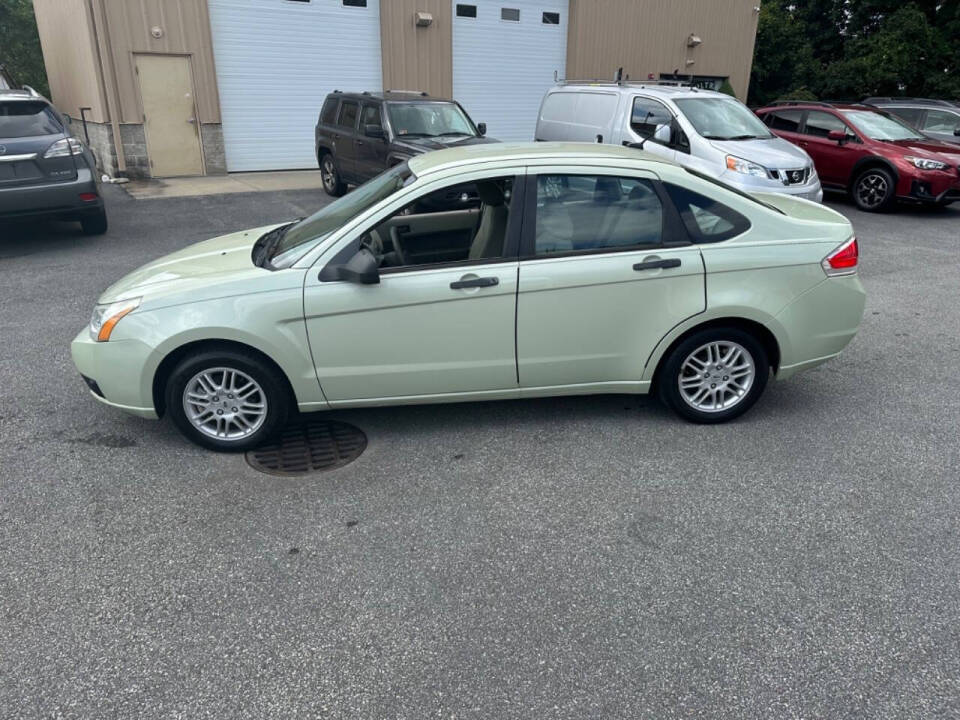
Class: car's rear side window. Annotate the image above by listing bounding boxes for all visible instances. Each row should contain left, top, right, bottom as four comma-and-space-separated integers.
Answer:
320, 97, 339, 125
337, 101, 359, 129
0, 101, 62, 138
665, 183, 750, 243
763, 109, 802, 133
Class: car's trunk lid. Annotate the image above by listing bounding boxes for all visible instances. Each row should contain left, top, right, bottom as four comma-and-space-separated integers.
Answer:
750, 191, 849, 224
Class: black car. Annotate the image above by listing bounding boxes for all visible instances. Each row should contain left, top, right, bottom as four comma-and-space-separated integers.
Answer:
0, 88, 107, 234
315, 90, 497, 197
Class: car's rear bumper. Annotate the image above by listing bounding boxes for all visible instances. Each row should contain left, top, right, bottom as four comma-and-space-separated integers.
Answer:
0, 167, 103, 220
775, 273, 866, 380
71, 329, 159, 419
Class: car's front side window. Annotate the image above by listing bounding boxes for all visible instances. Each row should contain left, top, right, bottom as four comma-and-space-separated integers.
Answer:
803, 111, 857, 141
533, 174, 666, 256
630, 97, 672, 140
923, 109, 960, 134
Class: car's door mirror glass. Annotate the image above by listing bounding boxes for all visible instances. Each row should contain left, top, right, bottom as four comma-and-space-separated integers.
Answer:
336, 247, 380, 284
364, 123, 385, 139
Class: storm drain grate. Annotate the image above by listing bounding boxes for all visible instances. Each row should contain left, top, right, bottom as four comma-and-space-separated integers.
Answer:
246, 419, 367, 476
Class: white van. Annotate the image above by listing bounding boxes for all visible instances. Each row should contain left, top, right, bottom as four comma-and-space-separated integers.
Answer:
536, 83, 823, 201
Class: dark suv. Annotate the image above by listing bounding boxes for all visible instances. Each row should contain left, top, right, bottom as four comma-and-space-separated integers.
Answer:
863, 97, 960, 148
755, 101, 960, 211
0, 88, 107, 234
315, 90, 496, 197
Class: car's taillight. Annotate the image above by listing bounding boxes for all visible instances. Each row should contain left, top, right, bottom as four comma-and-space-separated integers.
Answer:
822, 237, 858, 276
43, 137, 84, 158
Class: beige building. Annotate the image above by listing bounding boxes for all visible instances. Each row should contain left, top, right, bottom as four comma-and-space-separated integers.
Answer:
33, 0, 760, 178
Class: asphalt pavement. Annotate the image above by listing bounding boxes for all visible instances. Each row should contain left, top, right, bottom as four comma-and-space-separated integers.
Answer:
1, 185, 959, 718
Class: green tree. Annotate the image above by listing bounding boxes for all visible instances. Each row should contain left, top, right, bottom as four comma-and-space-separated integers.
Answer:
0, 0, 49, 96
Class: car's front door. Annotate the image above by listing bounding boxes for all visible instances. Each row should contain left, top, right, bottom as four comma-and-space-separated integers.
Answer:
516, 170, 705, 389
798, 110, 862, 187
354, 104, 389, 182
625, 96, 677, 163
303, 170, 524, 403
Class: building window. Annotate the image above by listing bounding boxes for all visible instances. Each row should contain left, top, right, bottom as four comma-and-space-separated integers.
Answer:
456, 4, 477, 18
501, 7, 520, 21
542, 11, 560, 24
342, 0, 366, 7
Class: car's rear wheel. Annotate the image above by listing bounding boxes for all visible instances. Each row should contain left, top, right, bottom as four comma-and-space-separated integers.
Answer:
320, 153, 346, 197
852, 167, 895, 212
80, 208, 108, 235
165, 349, 289, 451
659, 327, 769, 424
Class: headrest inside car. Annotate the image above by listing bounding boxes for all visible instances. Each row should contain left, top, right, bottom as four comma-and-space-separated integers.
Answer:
476, 180, 505, 206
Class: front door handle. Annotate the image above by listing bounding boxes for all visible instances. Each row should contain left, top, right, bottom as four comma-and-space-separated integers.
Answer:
450, 276, 499, 289
633, 258, 681, 271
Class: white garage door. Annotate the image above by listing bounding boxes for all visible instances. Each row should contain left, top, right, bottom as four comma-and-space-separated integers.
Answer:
208, 0, 382, 171
452, 1, 568, 142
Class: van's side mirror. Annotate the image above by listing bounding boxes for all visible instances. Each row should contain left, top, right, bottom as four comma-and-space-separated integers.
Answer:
653, 124, 672, 144
364, 124, 385, 139
477, 122, 487, 136
828, 129, 846, 144
954, 128, 960, 137
336, 248, 380, 284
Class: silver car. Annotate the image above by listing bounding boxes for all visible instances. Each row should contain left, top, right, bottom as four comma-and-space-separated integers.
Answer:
536, 83, 823, 202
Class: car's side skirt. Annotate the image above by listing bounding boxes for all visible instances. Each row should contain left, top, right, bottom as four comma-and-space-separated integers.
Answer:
298, 380, 651, 411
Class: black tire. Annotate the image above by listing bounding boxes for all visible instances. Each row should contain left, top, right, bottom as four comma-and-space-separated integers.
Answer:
165, 349, 290, 452
851, 166, 895, 212
319, 152, 346, 197
658, 327, 769, 424
80, 208, 108, 235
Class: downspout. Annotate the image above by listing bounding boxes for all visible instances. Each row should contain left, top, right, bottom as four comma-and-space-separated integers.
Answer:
87, 0, 126, 175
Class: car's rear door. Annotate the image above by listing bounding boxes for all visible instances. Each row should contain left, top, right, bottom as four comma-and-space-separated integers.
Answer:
515, 168, 705, 390
0, 100, 77, 189
332, 100, 361, 181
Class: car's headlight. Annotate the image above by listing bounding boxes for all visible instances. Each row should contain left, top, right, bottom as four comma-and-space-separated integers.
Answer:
725, 155, 769, 178
44, 137, 84, 158
809, 164, 818, 179
89, 297, 140, 342
905, 156, 947, 171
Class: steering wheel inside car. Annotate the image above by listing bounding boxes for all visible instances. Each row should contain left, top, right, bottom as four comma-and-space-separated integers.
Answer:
359, 231, 383, 257
388, 225, 408, 266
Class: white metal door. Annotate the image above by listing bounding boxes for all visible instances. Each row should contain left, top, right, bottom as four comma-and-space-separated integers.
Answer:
208, 0, 383, 171
452, 0, 568, 142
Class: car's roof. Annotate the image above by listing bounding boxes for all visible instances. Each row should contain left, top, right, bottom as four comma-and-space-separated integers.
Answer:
0, 88, 47, 102
758, 102, 874, 113
407, 141, 672, 176
549, 83, 732, 101
329, 90, 457, 104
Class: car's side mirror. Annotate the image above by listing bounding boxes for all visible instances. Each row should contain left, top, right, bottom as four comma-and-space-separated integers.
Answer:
953, 128, 960, 137
828, 129, 846, 144
336, 247, 380, 284
653, 123, 672, 144
477, 122, 487, 136
364, 124, 386, 139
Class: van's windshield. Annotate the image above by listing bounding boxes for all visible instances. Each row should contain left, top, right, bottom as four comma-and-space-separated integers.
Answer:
674, 97, 774, 140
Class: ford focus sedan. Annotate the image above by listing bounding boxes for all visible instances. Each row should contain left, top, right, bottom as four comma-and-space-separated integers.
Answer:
72, 144, 865, 451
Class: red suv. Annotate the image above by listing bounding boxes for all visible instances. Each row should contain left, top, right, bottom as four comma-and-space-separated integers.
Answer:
755, 102, 960, 212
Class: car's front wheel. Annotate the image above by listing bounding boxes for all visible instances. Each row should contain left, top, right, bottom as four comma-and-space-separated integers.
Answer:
319, 153, 346, 197
659, 327, 769, 424
165, 349, 289, 451
852, 167, 895, 212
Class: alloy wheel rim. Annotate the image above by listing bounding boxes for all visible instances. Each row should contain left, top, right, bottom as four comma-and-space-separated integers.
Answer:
678, 341, 755, 413
182, 367, 267, 440
857, 173, 888, 208
321, 157, 335, 190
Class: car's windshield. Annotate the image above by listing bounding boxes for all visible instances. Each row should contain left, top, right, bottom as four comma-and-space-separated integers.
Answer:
674, 97, 774, 140
386, 102, 476, 137
0, 101, 62, 138
268, 163, 414, 268
840, 110, 925, 141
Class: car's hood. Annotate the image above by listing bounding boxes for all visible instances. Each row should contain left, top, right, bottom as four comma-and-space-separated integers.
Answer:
98, 223, 286, 305
707, 137, 811, 168
887, 138, 960, 164
393, 134, 499, 154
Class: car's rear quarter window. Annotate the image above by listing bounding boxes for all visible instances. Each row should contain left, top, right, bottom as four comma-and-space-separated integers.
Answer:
0, 101, 62, 138
320, 97, 339, 125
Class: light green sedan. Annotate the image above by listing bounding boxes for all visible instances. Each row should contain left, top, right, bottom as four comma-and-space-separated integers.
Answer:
72, 143, 865, 451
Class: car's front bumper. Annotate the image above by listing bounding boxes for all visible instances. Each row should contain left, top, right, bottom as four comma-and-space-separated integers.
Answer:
71, 329, 159, 419
718, 170, 824, 203
0, 167, 104, 220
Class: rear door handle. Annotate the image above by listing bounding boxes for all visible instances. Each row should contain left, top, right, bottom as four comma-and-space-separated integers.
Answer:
633, 258, 681, 271
450, 276, 499, 289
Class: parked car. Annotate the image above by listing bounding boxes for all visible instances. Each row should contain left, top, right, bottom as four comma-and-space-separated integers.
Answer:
315, 90, 496, 197
755, 101, 960, 211
0, 87, 107, 234
72, 143, 865, 450
536, 82, 823, 202
862, 97, 960, 148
